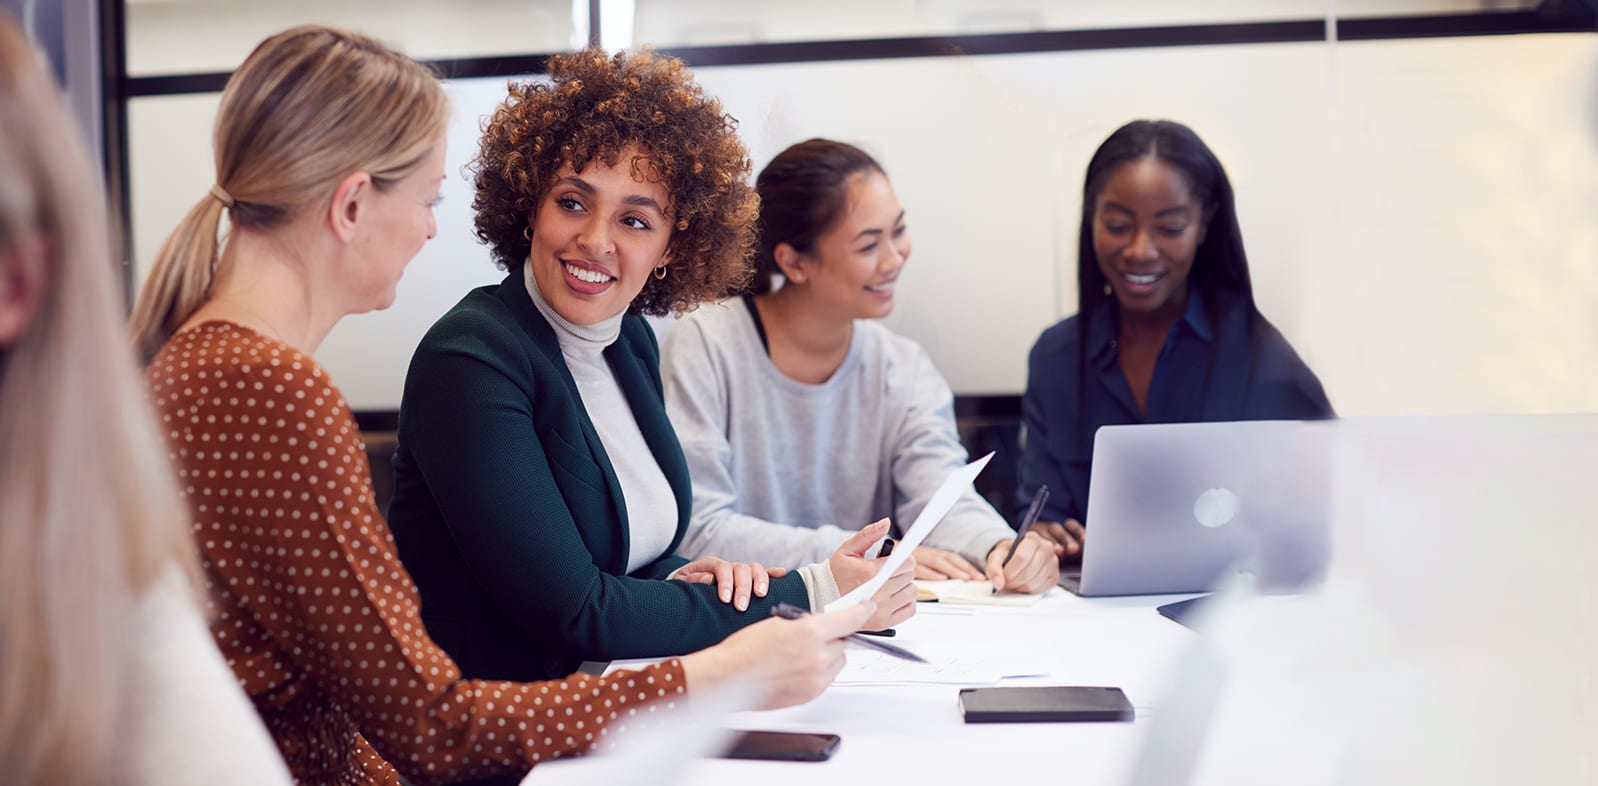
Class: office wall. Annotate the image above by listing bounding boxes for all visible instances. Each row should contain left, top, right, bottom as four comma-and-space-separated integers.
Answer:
124, 0, 576, 74
626, 0, 1536, 46
126, 30, 1598, 416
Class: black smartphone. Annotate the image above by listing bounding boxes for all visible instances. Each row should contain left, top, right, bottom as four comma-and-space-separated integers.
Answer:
721, 730, 841, 762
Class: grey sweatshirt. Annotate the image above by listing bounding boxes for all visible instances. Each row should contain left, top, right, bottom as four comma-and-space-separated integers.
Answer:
661, 299, 1015, 568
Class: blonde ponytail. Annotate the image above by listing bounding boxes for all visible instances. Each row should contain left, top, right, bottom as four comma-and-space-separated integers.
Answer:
129, 24, 447, 363
127, 193, 227, 362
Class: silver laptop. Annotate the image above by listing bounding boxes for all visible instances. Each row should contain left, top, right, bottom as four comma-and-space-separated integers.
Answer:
1058, 420, 1333, 597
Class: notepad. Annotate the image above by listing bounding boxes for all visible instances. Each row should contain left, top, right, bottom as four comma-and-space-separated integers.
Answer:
915, 580, 1054, 607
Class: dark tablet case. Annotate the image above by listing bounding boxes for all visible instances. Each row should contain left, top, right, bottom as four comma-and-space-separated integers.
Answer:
958, 686, 1135, 723
1155, 595, 1210, 630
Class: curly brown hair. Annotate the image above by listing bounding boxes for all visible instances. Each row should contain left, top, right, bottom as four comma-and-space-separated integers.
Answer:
469, 49, 758, 316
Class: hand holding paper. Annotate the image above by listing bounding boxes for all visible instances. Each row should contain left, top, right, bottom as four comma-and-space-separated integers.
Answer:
824, 520, 915, 630
826, 452, 994, 612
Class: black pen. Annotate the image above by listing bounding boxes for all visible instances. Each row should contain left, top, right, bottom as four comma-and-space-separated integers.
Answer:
771, 602, 927, 663
876, 537, 942, 606
994, 485, 1049, 593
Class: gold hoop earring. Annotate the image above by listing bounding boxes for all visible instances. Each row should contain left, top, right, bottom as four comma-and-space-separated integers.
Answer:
653, 262, 669, 280
523, 225, 533, 242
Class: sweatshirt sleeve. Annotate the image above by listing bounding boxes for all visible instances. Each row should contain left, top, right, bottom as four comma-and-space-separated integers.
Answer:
885, 343, 1016, 568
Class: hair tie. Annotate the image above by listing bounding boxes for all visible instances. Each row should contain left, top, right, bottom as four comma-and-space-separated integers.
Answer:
208, 184, 236, 208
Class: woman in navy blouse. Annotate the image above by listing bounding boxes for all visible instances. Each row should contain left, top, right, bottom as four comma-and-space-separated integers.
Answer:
1018, 120, 1333, 561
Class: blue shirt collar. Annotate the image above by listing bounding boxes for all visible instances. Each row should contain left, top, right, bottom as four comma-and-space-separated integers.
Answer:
1182, 283, 1214, 343
1086, 280, 1213, 368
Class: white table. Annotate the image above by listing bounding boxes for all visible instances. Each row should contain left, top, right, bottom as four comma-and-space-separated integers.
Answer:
532, 590, 1203, 785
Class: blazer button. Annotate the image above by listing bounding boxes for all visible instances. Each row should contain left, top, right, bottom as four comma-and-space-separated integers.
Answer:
543, 655, 566, 677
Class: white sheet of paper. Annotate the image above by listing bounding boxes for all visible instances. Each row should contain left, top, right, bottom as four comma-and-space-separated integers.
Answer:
834, 644, 1051, 686
825, 452, 993, 612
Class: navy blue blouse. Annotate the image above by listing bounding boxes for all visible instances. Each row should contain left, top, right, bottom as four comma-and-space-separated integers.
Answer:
1016, 286, 1333, 524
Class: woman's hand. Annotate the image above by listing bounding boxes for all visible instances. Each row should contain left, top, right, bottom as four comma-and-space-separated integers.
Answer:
827, 519, 917, 631
827, 519, 891, 596
985, 531, 1061, 594
1034, 518, 1086, 564
678, 601, 874, 709
670, 557, 788, 611
912, 545, 982, 581
862, 555, 917, 630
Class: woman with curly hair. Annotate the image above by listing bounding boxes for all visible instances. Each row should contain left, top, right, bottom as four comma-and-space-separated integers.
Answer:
133, 29, 874, 786
387, 50, 914, 698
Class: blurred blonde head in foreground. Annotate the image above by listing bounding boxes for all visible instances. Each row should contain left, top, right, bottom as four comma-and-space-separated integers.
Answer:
0, 14, 201, 785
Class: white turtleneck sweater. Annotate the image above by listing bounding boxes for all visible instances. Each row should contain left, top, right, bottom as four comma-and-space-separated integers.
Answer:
524, 266, 678, 573
521, 269, 840, 608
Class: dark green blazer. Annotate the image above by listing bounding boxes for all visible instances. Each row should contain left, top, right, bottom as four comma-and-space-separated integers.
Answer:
388, 273, 809, 684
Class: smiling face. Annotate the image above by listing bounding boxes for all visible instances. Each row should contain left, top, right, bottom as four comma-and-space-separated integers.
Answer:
788, 170, 909, 320
1091, 156, 1209, 320
525, 146, 674, 326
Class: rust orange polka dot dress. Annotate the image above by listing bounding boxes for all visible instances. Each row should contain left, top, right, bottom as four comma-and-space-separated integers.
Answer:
146, 322, 686, 786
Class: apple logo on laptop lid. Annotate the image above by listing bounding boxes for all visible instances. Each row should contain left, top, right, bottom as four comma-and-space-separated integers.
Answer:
1193, 487, 1239, 529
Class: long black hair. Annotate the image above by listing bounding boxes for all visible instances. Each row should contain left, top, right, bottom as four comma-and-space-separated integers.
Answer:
1077, 120, 1255, 325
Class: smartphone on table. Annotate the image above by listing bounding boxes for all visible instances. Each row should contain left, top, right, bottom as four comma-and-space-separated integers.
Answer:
721, 730, 841, 762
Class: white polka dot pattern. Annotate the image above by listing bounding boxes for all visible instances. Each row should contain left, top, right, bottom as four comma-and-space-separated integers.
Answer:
146, 322, 686, 786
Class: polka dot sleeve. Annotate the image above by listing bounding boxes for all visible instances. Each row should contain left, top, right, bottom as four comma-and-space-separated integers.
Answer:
148, 323, 688, 786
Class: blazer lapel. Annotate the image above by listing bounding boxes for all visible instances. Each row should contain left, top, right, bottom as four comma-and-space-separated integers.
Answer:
496, 274, 632, 571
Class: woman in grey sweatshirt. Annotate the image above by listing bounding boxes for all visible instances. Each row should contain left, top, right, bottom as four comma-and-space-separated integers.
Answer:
662, 139, 1059, 595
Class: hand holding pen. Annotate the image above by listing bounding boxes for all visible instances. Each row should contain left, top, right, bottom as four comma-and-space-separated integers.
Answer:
826, 519, 918, 631
857, 538, 901, 637
682, 600, 875, 710
986, 485, 1058, 594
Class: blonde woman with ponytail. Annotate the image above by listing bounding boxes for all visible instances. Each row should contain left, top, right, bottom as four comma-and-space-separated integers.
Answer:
0, 15, 289, 786
127, 22, 443, 359
134, 25, 872, 786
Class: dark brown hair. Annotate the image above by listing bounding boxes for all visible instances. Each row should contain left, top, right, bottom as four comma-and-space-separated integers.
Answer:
748, 138, 884, 294
470, 49, 759, 316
